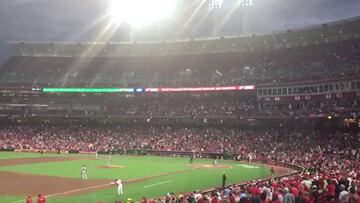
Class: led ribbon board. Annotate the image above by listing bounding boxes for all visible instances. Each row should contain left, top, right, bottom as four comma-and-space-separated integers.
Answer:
41, 88, 141, 93
145, 85, 255, 92
40, 86, 254, 93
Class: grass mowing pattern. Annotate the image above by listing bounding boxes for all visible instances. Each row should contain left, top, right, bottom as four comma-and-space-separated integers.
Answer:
0, 153, 269, 203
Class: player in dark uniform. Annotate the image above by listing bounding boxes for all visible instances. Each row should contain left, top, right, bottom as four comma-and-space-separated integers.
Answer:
222, 172, 227, 188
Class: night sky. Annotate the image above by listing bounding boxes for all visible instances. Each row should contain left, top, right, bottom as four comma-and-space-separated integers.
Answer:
0, 0, 359, 61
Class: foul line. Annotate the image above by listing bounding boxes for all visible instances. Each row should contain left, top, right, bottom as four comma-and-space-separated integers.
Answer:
144, 180, 172, 188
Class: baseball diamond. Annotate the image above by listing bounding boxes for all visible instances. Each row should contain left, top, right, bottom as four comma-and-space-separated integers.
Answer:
0, 153, 293, 203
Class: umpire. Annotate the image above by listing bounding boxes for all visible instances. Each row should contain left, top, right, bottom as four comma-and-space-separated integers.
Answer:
222, 172, 227, 188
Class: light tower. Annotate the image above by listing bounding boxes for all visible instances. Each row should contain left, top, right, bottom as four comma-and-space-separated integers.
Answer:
238, 0, 253, 7
237, 0, 253, 35
209, 0, 254, 36
208, 0, 224, 9
208, 0, 253, 10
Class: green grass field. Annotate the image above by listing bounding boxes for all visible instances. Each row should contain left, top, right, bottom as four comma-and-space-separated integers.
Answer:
0, 152, 270, 203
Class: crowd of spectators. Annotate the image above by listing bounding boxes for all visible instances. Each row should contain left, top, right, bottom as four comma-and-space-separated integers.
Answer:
1, 125, 360, 202
103, 96, 360, 118
0, 39, 359, 88
1, 94, 359, 119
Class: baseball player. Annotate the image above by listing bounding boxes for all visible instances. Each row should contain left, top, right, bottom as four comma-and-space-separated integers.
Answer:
247, 153, 253, 163
114, 179, 123, 196
107, 154, 112, 166
95, 151, 98, 159
81, 164, 88, 180
213, 159, 217, 165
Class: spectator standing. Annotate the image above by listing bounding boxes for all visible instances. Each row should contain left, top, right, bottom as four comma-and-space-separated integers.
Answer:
36, 194, 45, 203
283, 188, 295, 203
25, 196, 32, 203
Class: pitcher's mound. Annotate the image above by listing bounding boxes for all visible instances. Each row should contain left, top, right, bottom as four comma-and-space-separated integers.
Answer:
187, 164, 232, 169
97, 164, 125, 169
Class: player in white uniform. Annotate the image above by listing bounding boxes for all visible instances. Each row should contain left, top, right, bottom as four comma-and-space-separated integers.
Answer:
248, 153, 253, 163
213, 159, 217, 165
114, 179, 123, 196
81, 164, 88, 180
107, 155, 112, 165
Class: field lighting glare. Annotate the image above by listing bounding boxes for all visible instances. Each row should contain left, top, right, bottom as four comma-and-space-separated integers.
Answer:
109, 0, 177, 27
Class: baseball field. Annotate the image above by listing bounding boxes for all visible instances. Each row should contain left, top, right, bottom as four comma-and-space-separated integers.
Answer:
0, 152, 292, 203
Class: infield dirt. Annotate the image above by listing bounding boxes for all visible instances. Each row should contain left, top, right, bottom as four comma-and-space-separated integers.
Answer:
187, 163, 232, 169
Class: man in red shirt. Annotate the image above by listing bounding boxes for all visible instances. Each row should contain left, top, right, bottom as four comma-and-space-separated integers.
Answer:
271, 192, 282, 203
326, 180, 336, 198
248, 185, 261, 197
36, 194, 45, 203
141, 197, 151, 203
25, 196, 32, 203
290, 186, 299, 197
211, 195, 219, 203
229, 193, 236, 203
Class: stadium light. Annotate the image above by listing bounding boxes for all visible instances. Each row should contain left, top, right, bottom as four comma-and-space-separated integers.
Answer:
209, 0, 253, 9
209, 0, 224, 9
109, 0, 177, 27
238, 0, 253, 7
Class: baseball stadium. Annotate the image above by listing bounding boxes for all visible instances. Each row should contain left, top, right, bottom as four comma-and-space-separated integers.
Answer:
0, 0, 359, 203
